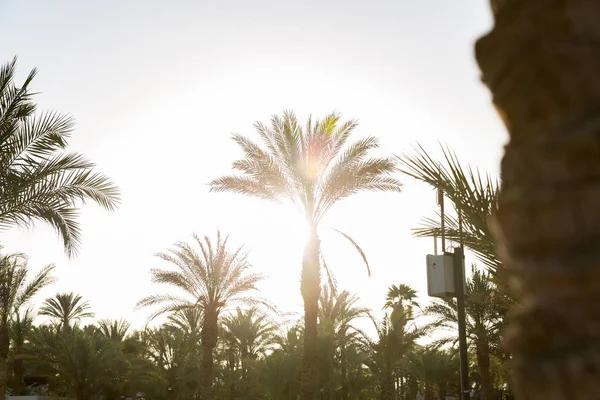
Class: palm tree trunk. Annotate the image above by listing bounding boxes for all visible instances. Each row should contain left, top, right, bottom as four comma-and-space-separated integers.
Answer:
201, 309, 219, 400
0, 324, 9, 400
380, 373, 394, 400
407, 375, 418, 400
438, 382, 447, 400
476, 1, 600, 399
341, 344, 348, 400
300, 225, 321, 400
476, 340, 491, 400
13, 356, 24, 396
228, 351, 236, 400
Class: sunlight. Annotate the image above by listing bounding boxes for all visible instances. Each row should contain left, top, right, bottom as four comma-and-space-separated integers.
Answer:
276, 203, 312, 247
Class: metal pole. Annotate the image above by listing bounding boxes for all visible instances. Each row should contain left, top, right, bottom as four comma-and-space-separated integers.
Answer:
455, 210, 470, 400
438, 188, 445, 252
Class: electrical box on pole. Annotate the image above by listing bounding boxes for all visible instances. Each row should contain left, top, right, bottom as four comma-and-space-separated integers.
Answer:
426, 253, 467, 298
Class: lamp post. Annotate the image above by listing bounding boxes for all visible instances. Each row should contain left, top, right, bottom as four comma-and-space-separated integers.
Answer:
427, 189, 470, 400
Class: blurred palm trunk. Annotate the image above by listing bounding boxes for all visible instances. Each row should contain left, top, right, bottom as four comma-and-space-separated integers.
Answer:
476, 1, 600, 398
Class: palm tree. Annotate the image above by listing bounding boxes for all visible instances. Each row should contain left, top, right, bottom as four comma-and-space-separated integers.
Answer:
256, 349, 299, 400
384, 284, 420, 326
362, 312, 423, 400
210, 110, 402, 399
0, 252, 54, 396
424, 266, 503, 400
222, 306, 276, 393
97, 319, 131, 342
317, 287, 368, 400
0, 58, 120, 257
407, 347, 459, 400
136, 231, 263, 400
140, 326, 200, 400
39, 292, 95, 329
474, 2, 600, 398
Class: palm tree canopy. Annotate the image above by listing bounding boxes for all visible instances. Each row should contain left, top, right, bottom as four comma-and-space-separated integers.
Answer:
210, 110, 402, 225
0, 58, 120, 257
384, 283, 419, 311
318, 287, 368, 339
0, 252, 54, 325
97, 318, 131, 341
39, 292, 95, 328
136, 231, 264, 320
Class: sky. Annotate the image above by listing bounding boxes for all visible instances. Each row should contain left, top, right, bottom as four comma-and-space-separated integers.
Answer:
0, 0, 506, 332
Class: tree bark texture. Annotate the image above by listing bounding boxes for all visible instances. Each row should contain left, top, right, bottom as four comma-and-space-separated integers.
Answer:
201, 309, 218, 400
476, 1, 600, 399
300, 227, 321, 400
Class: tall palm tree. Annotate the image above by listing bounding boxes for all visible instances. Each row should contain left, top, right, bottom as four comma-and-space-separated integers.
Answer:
136, 231, 263, 400
0, 58, 120, 257
210, 110, 402, 399
475, 2, 598, 398
424, 266, 503, 400
0, 253, 54, 396
39, 292, 95, 329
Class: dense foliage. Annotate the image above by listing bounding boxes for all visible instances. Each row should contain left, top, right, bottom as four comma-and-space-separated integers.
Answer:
1, 249, 511, 400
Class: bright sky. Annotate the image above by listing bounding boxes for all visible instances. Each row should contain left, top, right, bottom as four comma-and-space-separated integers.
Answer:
0, 0, 506, 332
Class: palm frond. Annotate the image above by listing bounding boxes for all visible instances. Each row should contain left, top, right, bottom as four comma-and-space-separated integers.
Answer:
0, 59, 120, 257
330, 228, 371, 277
15, 263, 55, 308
